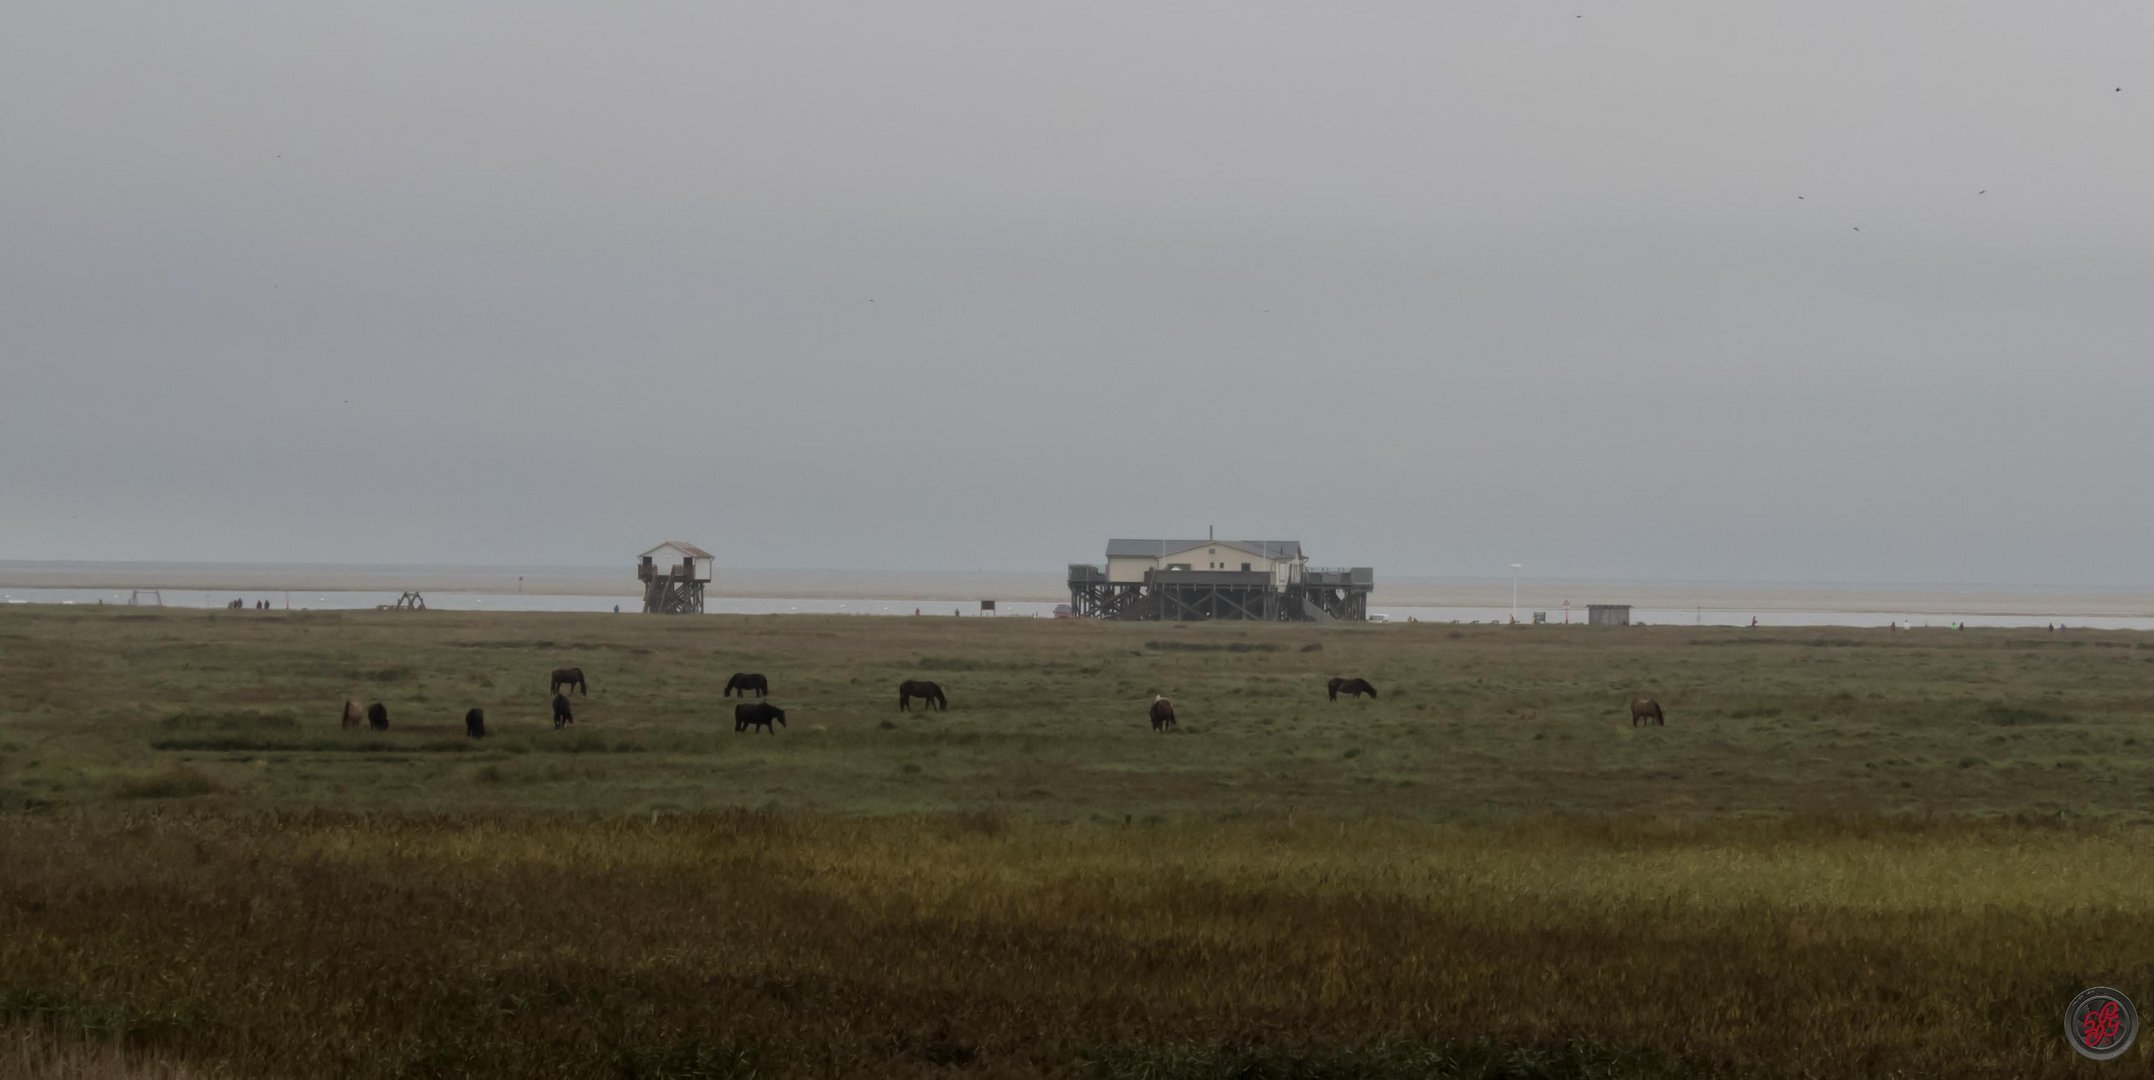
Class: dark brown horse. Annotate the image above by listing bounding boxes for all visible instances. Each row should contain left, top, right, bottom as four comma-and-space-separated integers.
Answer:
550, 667, 587, 695
464, 708, 486, 739
1149, 696, 1177, 732
340, 699, 363, 730
1327, 677, 1377, 701
734, 702, 786, 734
552, 693, 574, 729
1630, 698, 1665, 726
898, 680, 947, 712
366, 701, 389, 732
724, 673, 769, 698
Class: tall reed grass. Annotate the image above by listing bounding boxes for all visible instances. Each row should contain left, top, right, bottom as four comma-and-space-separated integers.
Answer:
0, 811, 2141, 1078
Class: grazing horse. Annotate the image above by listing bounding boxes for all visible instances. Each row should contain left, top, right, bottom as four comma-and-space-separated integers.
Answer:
550, 667, 587, 695
724, 673, 769, 698
1630, 698, 1665, 727
898, 680, 947, 712
366, 701, 389, 732
465, 708, 486, 739
734, 702, 786, 734
1149, 696, 1177, 732
1327, 677, 1378, 701
340, 699, 364, 730
552, 693, 574, 730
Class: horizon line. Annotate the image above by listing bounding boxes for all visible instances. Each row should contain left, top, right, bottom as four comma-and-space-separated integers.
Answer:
1, 557, 2151, 595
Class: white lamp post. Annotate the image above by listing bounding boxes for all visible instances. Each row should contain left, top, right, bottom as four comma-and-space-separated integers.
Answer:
1509, 563, 1523, 624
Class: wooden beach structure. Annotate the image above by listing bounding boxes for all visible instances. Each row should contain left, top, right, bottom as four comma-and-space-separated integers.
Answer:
1067, 537, 1373, 622
1586, 604, 1632, 626
638, 541, 713, 614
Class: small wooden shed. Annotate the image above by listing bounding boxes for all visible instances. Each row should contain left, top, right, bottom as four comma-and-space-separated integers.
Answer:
639, 541, 713, 614
1586, 604, 1632, 627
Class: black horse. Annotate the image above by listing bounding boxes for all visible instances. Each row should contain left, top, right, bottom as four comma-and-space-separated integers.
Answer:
898, 680, 947, 712
550, 667, 587, 695
1327, 677, 1378, 701
465, 708, 486, 739
724, 673, 769, 698
735, 702, 786, 734
552, 693, 574, 730
366, 701, 389, 731
1149, 696, 1177, 732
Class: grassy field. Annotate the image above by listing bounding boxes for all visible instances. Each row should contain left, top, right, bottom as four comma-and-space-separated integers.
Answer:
4, 605, 2154, 1077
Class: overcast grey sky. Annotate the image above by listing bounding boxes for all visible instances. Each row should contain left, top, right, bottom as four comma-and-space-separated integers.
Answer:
5, 3, 2152, 583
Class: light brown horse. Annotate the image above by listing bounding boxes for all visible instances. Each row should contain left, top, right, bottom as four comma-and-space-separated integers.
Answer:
1630, 698, 1665, 727
340, 699, 363, 730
